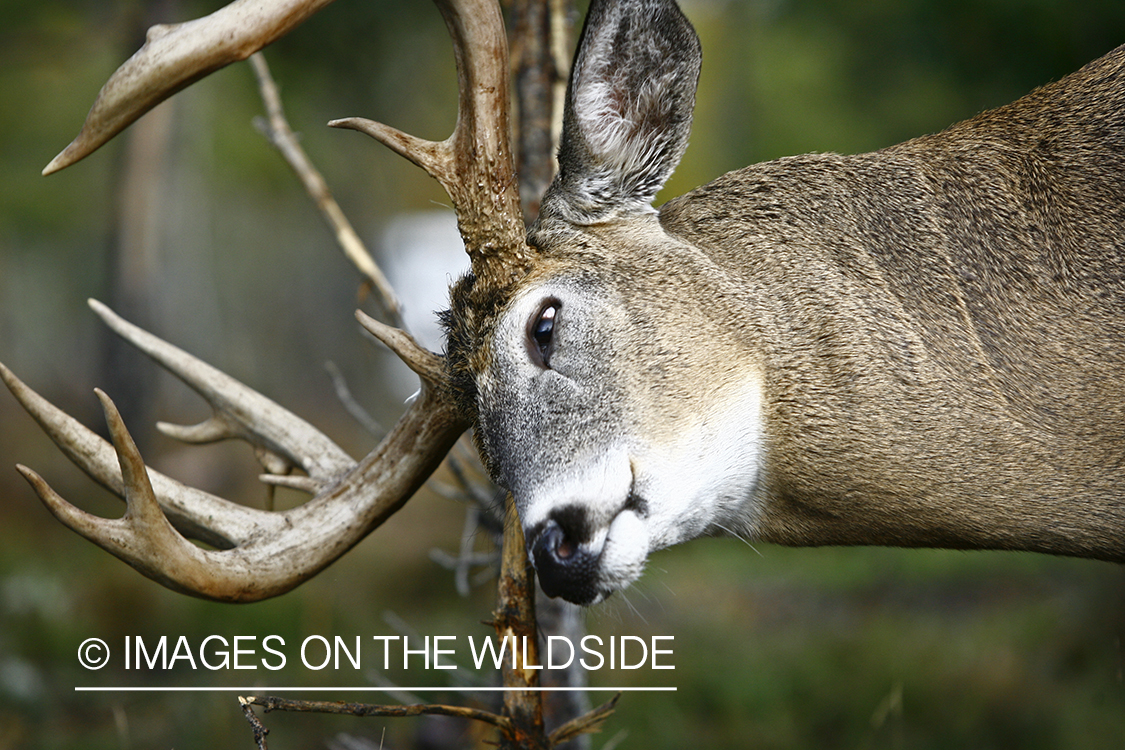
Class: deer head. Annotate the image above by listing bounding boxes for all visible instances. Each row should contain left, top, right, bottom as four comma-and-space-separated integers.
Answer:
6, 0, 1125, 609
444, 0, 768, 604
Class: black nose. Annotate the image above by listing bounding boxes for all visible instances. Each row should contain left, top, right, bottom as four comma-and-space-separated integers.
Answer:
529, 518, 599, 605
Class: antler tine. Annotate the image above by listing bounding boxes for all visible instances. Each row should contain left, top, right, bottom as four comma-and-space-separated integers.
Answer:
16, 388, 235, 597
87, 299, 353, 484
355, 309, 445, 384
1, 361, 272, 549
43, 0, 339, 175
332, 0, 532, 285
10, 381, 289, 600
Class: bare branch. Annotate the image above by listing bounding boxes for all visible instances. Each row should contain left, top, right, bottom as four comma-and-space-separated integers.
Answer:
496, 494, 549, 748
511, 0, 563, 222
325, 361, 385, 437
546, 694, 620, 747
249, 52, 406, 328
237, 692, 617, 749
241, 694, 512, 730
44, 0, 339, 175
239, 697, 271, 750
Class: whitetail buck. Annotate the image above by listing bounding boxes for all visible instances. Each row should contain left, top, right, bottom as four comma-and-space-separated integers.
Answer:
3, 0, 1124, 606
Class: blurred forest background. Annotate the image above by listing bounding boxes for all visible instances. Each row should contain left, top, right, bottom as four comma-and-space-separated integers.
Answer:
2, 0, 1125, 748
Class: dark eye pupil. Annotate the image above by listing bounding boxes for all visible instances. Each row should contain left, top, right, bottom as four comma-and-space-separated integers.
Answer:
534, 313, 554, 345
531, 304, 557, 363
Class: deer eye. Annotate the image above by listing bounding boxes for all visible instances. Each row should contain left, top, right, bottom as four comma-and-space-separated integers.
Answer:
528, 302, 558, 367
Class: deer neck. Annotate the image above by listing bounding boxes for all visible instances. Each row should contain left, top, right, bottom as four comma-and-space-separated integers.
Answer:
659, 155, 1125, 563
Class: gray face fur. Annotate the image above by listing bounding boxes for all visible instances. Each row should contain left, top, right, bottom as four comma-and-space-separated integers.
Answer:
478, 276, 646, 603
476, 238, 767, 604
470, 0, 732, 605
478, 275, 633, 518
457, 0, 1125, 604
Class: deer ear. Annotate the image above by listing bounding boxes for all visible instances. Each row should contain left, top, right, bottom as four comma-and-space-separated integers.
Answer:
539, 0, 701, 226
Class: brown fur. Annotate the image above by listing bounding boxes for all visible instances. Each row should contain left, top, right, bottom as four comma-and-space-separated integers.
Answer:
656, 47, 1125, 558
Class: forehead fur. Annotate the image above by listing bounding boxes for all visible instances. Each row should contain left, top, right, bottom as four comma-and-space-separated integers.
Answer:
441, 271, 516, 424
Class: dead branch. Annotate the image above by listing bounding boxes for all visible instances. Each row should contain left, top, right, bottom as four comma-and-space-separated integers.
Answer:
546, 694, 621, 747
239, 697, 271, 750
249, 51, 406, 327
240, 694, 511, 729
494, 494, 548, 750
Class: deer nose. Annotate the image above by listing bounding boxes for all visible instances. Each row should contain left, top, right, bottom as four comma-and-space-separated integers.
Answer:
529, 518, 599, 604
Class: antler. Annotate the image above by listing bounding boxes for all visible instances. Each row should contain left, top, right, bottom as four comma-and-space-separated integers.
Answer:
9, 0, 530, 601
331, 0, 531, 285
1, 301, 466, 602
43, 0, 339, 176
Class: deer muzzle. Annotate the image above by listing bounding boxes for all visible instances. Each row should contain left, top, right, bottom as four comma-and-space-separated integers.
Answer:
527, 503, 648, 605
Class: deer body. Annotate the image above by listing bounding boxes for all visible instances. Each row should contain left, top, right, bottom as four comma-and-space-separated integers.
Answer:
450, 1, 1125, 604
672, 82, 1125, 545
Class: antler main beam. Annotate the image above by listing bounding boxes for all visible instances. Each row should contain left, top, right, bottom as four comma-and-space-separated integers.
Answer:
42, 0, 530, 284
45, 0, 530, 281
331, 0, 531, 284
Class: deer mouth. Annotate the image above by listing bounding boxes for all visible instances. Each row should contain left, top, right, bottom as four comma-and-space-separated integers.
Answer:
528, 491, 649, 605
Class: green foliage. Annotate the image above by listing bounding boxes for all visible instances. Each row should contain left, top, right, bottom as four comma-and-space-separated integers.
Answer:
601, 543, 1124, 749
667, 0, 1125, 194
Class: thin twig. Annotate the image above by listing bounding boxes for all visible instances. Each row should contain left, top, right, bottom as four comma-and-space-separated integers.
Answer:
429, 547, 499, 573
447, 439, 502, 507
240, 694, 512, 730
455, 502, 482, 595
458, 505, 493, 581
546, 694, 620, 747
429, 506, 501, 597
248, 52, 406, 329
252, 47, 501, 575
324, 360, 385, 437
239, 696, 271, 750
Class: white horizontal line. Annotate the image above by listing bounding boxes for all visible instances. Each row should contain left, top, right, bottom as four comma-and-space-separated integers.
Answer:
76, 686, 675, 692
